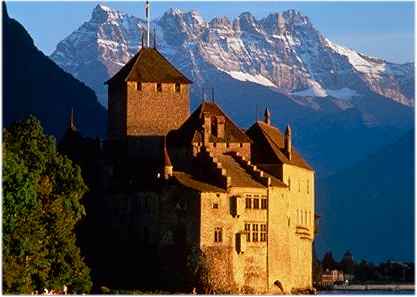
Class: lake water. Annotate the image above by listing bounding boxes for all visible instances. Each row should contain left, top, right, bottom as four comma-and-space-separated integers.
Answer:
319, 290, 414, 295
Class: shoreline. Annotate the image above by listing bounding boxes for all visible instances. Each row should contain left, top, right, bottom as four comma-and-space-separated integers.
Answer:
331, 284, 415, 291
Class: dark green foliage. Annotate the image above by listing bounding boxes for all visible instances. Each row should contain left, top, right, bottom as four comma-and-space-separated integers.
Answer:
3, 116, 92, 294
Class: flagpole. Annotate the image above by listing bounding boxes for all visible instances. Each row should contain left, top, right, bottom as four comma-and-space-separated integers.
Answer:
146, 0, 150, 47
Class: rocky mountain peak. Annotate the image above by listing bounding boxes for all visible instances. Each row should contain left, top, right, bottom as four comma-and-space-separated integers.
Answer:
209, 16, 232, 29
91, 3, 124, 23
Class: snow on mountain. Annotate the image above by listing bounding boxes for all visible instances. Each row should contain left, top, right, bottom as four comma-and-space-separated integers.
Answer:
50, 4, 414, 108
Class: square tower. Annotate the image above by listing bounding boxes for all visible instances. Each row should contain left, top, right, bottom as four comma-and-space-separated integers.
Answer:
106, 48, 192, 139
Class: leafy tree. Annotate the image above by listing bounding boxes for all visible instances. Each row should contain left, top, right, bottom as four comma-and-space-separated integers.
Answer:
3, 116, 92, 294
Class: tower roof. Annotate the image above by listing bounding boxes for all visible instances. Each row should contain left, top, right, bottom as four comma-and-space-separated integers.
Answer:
105, 47, 192, 85
246, 121, 313, 171
168, 101, 251, 145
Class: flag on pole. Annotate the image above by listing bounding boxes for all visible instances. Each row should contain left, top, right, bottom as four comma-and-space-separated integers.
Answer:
145, 0, 149, 19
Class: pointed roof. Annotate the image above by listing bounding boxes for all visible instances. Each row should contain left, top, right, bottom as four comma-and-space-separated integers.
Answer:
68, 108, 77, 131
163, 138, 172, 167
246, 121, 313, 171
264, 107, 271, 125
105, 47, 192, 85
168, 101, 252, 145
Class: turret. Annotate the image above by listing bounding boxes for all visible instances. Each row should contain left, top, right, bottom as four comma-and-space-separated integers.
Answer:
68, 108, 77, 131
264, 107, 271, 125
163, 138, 173, 180
285, 124, 292, 160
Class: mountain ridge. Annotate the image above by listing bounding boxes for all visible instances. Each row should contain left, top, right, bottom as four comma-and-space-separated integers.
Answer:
51, 4, 414, 108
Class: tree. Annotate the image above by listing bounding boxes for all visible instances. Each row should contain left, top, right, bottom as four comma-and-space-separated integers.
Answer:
3, 116, 92, 294
322, 251, 337, 271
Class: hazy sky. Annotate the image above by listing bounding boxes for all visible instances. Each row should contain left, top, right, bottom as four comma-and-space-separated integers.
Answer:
7, 1, 415, 63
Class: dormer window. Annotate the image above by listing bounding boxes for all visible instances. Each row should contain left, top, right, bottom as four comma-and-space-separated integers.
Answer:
175, 82, 181, 93
156, 83, 162, 92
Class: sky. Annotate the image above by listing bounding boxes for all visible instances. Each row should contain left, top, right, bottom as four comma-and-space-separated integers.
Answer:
6, 1, 415, 63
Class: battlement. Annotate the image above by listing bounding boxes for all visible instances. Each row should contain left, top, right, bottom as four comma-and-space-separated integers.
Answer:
232, 152, 271, 187
198, 147, 231, 189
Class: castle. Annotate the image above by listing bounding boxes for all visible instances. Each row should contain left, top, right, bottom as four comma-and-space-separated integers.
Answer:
62, 44, 316, 294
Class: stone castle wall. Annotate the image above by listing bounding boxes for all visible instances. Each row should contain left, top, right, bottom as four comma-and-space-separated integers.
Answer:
126, 82, 189, 136
282, 164, 315, 290
107, 82, 127, 139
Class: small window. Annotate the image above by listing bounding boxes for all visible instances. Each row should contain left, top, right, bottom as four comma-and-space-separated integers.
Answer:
214, 227, 223, 242
157, 83, 162, 92
288, 178, 291, 191
307, 179, 310, 194
252, 224, 259, 242
253, 198, 259, 209
245, 223, 251, 242
175, 82, 181, 93
212, 202, 219, 209
245, 198, 252, 209
299, 180, 301, 192
260, 224, 267, 242
137, 82, 142, 91
261, 199, 268, 209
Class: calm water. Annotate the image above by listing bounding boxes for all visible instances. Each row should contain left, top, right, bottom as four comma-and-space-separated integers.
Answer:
319, 290, 414, 295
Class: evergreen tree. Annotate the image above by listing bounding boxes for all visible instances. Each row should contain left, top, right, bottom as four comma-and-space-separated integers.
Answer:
322, 251, 337, 271
3, 116, 92, 294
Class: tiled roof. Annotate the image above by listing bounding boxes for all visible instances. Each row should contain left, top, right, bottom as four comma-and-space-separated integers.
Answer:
246, 121, 313, 171
217, 154, 287, 188
168, 101, 251, 145
173, 171, 225, 193
106, 48, 192, 84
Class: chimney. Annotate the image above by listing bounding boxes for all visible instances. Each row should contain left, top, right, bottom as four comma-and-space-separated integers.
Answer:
285, 124, 292, 160
264, 107, 271, 125
203, 112, 211, 144
216, 115, 225, 139
163, 138, 173, 180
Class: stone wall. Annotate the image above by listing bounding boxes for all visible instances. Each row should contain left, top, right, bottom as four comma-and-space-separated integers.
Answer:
126, 82, 189, 136
282, 164, 315, 290
107, 82, 127, 139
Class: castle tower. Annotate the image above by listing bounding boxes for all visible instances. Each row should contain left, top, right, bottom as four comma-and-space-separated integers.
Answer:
105, 48, 192, 140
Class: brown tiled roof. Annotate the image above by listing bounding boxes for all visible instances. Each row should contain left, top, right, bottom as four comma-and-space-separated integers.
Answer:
246, 121, 313, 171
106, 48, 192, 84
173, 171, 225, 193
217, 154, 286, 188
168, 101, 251, 145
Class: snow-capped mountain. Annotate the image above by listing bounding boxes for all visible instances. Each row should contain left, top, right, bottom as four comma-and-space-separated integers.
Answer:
51, 4, 414, 109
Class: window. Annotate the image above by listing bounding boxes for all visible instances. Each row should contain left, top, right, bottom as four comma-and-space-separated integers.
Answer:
175, 82, 181, 93
214, 227, 223, 242
212, 202, 219, 209
307, 179, 310, 194
288, 178, 291, 191
245, 198, 252, 209
253, 198, 259, 209
137, 82, 142, 91
260, 224, 267, 242
157, 83, 162, 92
252, 224, 259, 242
245, 223, 251, 242
299, 180, 301, 192
261, 199, 268, 209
